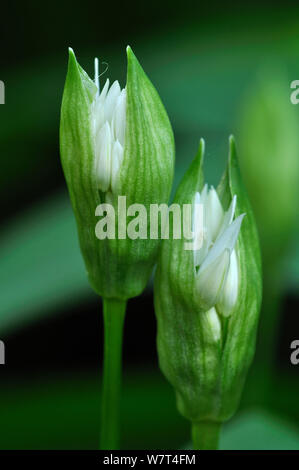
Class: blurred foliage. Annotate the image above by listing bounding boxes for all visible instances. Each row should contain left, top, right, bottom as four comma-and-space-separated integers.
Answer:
238, 69, 299, 268
1, 5, 299, 449
0, 371, 299, 450
237, 69, 299, 394
0, 192, 90, 333
221, 409, 299, 450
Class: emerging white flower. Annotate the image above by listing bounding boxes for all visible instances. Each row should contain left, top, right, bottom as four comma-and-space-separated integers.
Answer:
193, 185, 245, 316
202, 307, 222, 342
92, 58, 127, 193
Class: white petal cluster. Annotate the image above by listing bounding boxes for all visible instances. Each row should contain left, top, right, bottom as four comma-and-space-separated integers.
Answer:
193, 185, 245, 317
92, 59, 126, 193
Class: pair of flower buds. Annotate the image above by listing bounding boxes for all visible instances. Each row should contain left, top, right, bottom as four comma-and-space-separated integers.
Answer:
60, 47, 262, 424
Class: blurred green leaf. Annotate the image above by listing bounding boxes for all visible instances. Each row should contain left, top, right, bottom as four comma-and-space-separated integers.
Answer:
0, 192, 91, 333
0, 371, 187, 450
237, 69, 299, 268
221, 409, 299, 450
1, 370, 299, 450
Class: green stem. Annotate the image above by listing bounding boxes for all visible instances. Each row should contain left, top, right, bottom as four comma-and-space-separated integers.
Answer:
100, 298, 127, 450
191, 421, 221, 450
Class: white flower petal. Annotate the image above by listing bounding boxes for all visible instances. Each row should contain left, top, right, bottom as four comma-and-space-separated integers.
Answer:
216, 249, 239, 317
193, 192, 202, 268
218, 195, 237, 237
202, 307, 221, 342
195, 236, 211, 268
96, 122, 112, 192
206, 186, 224, 241
93, 101, 105, 131
112, 88, 126, 145
198, 213, 245, 274
196, 249, 230, 310
200, 184, 208, 206
99, 78, 110, 101
111, 140, 124, 193
105, 80, 121, 122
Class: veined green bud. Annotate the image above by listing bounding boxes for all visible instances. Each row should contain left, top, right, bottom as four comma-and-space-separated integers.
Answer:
154, 136, 262, 423
60, 47, 174, 300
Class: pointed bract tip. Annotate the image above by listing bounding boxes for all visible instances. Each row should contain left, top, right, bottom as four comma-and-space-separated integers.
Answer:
229, 134, 236, 153
126, 45, 140, 67
126, 45, 134, 58
67, 47, 77, 68
228, 134, 238, 167
126, 45, 143, 79
195, 138, 205, 166
68, 47, 75, 58
199, 138, 205, 155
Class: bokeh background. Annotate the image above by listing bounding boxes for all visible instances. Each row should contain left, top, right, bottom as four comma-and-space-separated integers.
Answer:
0, 1, 299, 449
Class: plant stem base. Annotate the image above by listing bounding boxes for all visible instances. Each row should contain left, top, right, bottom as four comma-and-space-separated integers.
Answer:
191, 421, 221, 450
100, 298, 126, 450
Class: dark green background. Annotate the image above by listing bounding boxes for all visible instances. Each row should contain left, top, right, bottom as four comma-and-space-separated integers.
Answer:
0, 2, 299, 449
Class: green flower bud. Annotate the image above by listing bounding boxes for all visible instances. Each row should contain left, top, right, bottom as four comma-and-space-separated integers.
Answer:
60, 47, 174, 300
154, 136, 262, 425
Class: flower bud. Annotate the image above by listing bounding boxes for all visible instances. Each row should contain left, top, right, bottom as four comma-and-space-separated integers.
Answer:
60, 47, 175, 300
154, 136, 262, 423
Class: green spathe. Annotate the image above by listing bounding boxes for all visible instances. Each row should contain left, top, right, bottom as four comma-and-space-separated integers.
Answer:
60, 47, 175, 300
154, 136, 262, 423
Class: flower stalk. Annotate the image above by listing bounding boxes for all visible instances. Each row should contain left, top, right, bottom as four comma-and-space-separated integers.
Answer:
100, 299, 126, 450
191, 421, 221, 450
